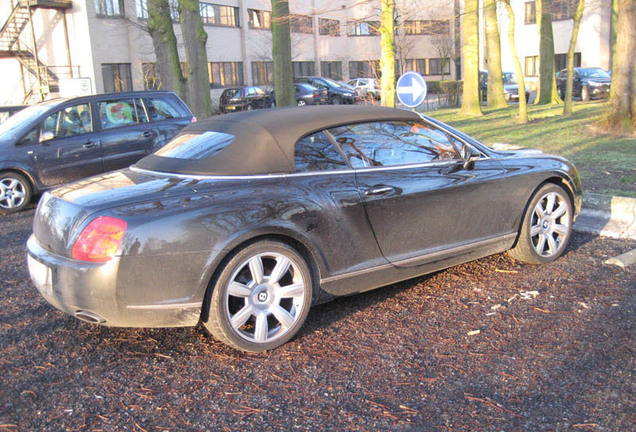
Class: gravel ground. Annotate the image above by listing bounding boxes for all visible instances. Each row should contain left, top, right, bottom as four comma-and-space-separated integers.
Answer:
1, 208, 634, 431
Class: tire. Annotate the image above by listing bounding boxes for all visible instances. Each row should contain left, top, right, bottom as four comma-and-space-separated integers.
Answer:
270, 101, 276, 108
297, 99, 307, 107
246, 104, 253, 111
203, 240, 313, 352
331, 95, 342, 105
0, 172, 32, 214
558, 87, 564, 100
507, 184, 573, 265
581, 85, 590, 102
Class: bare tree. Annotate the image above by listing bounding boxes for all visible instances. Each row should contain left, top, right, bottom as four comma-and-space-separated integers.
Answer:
459, 0, 483, 115
430, 30, 454, 82
562, 0, 585, 116
606, 0, 635, 133
380, 0, 396, 107
503, 0, 528, 123
535, 0, 560, 104
484, 0, 506, 108
271, 0, 294, 107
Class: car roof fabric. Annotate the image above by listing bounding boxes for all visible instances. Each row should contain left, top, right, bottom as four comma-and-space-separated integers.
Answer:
136, 105, 420, 176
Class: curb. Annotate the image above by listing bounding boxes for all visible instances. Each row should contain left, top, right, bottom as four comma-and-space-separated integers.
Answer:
574, 193, 636, 240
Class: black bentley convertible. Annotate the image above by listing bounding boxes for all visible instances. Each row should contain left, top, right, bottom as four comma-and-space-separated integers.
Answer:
27, 106, 581, 352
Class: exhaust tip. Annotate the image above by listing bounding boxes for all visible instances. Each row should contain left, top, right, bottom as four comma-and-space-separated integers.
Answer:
74, 310, 106, 324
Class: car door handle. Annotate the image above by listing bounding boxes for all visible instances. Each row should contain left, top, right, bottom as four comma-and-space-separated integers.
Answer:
141, 131, 156, 138
364, 186, 395, 196
83, 141, 98, 149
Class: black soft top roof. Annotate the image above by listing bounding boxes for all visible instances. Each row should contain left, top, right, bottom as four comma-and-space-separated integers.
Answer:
136, 105, 420, 176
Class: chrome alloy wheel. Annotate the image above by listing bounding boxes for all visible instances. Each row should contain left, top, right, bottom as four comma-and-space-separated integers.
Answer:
224, 252, 307, 344
0, 177, 27, 210
529, 191, 571, 258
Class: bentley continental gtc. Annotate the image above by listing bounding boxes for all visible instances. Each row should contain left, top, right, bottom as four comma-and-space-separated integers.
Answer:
27, 106, 581, 352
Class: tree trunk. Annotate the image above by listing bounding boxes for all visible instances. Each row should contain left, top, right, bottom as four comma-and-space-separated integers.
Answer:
459, 0, 483, 116
147, 0, 185, 100
178, 0, 212, 119
380, 0, 396, 107
484, 0, 506, 108
504, 0, 527, 123
607, 0, 635, 133
271, 0, 294, 107
563, 0, 585, 117
535, 0, 559, 104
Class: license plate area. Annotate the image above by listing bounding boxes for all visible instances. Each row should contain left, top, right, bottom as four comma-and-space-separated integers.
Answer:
28, 254, 52, 296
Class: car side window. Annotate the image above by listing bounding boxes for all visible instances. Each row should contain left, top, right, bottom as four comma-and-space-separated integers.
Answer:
143, 97, 183, 122
41, 103, 92, 140
294, 132, 349, 172
329, 121, 459, 168
98, 99, 145, 130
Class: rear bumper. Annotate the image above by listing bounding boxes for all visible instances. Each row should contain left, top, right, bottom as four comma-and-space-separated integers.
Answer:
26, 235, 202, 328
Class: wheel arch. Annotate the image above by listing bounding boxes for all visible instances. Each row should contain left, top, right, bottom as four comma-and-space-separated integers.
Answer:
0, 166, 38, 193
199, 228, 328, 322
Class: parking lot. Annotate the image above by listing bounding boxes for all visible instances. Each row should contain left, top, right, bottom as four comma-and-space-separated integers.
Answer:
1, 208, 634, 431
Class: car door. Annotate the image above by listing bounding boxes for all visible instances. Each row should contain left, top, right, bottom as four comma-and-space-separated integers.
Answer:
142, 95, 192, 150
35, 102, 104, 187
96, 97, 158, 172
329, 120, 510, 266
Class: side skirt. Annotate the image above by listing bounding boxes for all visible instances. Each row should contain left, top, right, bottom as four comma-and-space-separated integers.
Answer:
319, 233, 517, 297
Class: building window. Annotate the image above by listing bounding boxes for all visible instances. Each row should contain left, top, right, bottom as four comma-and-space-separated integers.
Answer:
319, 18, 340, 36
102, 63, 132, 92
404, 59, 426, 75
321, 61, 342, 80
525, 1, 536, 24
95, 0, 124, 17
551, 0, 574, 21
200, 3, 239, 27
209, 62, 244, 88
251, 61, 273, 85
293, 61, 315, 77
347, 21, 379, 37
403, 20, 450, 36
525, 56, 539, 77
555, 52, 581, 71
349, 61, 379, 79
248, 9, 271, 29
135, 0, 148, 19
429, 58, 451, 75
290, 15, 313, 34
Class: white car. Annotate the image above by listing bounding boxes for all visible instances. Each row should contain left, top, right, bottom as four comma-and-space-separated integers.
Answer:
347, 78, 381, 99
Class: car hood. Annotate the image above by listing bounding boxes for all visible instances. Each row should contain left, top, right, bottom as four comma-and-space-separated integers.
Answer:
585, 78, 611, 85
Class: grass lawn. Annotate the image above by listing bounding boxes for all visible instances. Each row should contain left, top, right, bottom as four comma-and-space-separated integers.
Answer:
425, 101, 636, 197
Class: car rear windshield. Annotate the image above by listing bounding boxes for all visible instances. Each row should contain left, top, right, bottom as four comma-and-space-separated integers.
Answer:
154, 131, 235, 160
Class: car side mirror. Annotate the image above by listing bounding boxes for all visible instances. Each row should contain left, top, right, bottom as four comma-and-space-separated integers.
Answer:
40, 131, 55, 142
462, 154, 479, 170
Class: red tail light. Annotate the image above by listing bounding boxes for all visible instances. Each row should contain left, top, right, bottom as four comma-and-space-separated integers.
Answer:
72, 217, 127, 263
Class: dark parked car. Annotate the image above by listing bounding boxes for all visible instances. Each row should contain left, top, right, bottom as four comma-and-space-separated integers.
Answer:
269, 83, 328, 107
0, 91, 194, 214
479, 71, 530, 102
27, 106, 581, 352
295, 76, 358, 104
556, 67, 611, 101
219, 86, 272, 113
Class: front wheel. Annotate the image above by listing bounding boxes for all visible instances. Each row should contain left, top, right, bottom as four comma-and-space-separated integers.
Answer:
297, 99, 307, 107
331, 95, 342, 105
0, 172, 32, 214
581, 85, 590, 102
203, 241, 313, 352
507, 184, 573, 264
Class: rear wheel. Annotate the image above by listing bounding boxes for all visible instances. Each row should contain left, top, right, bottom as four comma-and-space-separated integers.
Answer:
203, 241, 313, 352
508, 184, 573, 264
0, 172, 31, 214
297, 99, 307, 107
331, 95, 342, 105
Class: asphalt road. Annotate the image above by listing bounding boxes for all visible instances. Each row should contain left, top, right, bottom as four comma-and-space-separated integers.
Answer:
1, 208, 634, 431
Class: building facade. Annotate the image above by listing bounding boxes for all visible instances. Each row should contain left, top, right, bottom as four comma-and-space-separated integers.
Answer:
0, 0, 461, 107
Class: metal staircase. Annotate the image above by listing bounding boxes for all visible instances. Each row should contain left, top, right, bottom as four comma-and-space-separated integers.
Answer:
0, 0, 72, 103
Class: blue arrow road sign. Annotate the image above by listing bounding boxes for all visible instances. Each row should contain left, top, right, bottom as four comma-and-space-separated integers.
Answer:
396, 71, 427, 108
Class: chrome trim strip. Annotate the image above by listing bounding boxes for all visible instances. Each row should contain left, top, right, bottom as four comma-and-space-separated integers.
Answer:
126, 302, 201, 310
131, 157, 491, 181
320, 232, 516, 284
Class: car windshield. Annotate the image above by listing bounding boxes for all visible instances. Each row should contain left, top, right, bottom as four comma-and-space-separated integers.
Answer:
578, 68, 610, 79
320, 77, 342, 89
0, 103, 54, 137
154, 131, 235, 160
503, 72, 518, 84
